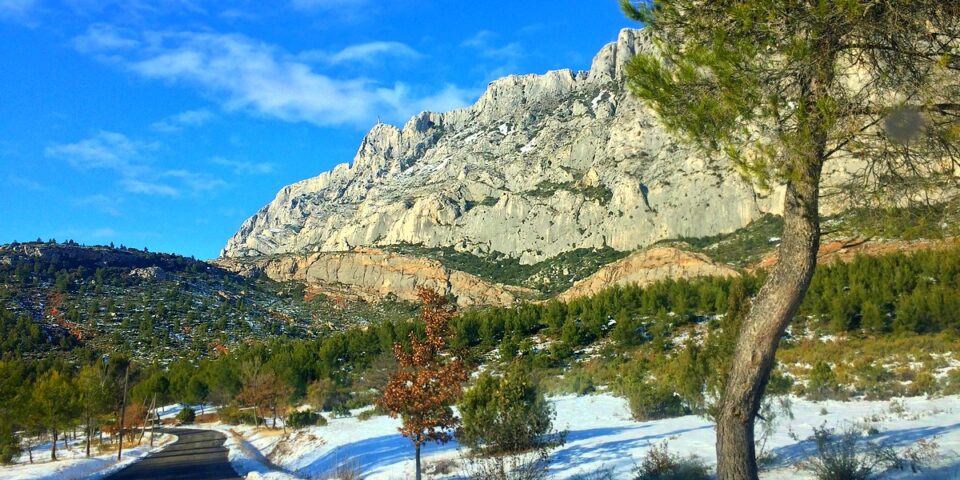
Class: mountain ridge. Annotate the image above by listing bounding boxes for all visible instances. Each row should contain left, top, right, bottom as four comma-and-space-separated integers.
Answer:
221, 28, 785, 264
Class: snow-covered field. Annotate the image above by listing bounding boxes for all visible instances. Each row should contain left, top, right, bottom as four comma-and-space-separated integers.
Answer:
2, 432, 176, 480
207, 394, 960, 479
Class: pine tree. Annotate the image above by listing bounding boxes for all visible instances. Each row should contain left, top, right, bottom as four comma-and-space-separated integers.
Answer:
378, 288, 468, 480
31, 370, 79, 461
621, 1, 960, 477
77, 364, 111, 457
458, 363, 556, 455
860, 302, 886, 334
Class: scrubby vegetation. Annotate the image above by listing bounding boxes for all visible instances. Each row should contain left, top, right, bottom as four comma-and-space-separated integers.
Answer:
384, 243, 629, 295
0, 240, 417, 360
1, 239, 959, 470
176, 407, 195, 424
664, 213, 785, 266
632, 442, 710, 480
458, 363, 560, 455
286, 410, 326, 428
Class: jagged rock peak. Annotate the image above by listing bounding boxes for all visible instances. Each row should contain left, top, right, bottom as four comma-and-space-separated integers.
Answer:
222, 27, 783, 263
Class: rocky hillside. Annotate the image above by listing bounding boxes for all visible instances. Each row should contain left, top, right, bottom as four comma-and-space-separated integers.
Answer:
222, 29, 785, 265
557, 247, 739, 302
214, 249, 537, 308
0, 242, 415, 360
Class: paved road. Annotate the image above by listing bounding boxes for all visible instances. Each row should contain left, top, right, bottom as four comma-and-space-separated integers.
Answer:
106, 428, 240, 480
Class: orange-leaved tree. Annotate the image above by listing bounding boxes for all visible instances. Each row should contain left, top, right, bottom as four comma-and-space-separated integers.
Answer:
378, 288, 468, 480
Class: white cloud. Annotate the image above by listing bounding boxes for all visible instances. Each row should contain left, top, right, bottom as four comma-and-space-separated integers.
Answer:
63, 0, 206, 18
211, 157, 274, 175
0, 0, 37, 20
289, 0, 366, 12
300, 41, 423, 65
90, 227, 118, 238
462, 30, 523, 61
151, 108, 215, 132
74, 194, 124, 216
72, 23, 141, 53
461, 30, 524, 79
162, 169, 227, 191
44, 131, 151, 176
73, 26, 477, 126
379, 83, 480, 118
121, 178, 179, 197
47, 130, 227, 197
8, 174, 50, 193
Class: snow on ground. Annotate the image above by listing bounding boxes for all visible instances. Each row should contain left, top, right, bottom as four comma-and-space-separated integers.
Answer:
3, 433, 176, 480
207, 394, 960, 479
156, 403, 217, 420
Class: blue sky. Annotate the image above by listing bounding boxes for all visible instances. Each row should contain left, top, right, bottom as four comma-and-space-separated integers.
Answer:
0, 0, 634, 259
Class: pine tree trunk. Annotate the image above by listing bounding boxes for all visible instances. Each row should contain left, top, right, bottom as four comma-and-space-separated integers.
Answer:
86, 422, 91, 457
415, 443, 422, 480
51, 429, 58, 461
118, 364, 129, 461
715, 168, 823, 479
714, 28, 836, 478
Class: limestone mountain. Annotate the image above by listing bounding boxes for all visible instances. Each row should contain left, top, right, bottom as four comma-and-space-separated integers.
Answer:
222, 29, 784, 266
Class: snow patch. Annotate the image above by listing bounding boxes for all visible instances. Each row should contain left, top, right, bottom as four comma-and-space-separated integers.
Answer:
591, 90, 609, 111
4, 434, 175, 480
187, 394, 960, 479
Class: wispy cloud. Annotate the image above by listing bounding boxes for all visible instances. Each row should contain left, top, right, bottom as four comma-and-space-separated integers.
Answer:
462, 30, 523, 61
162, 169, 227, 191
46, 130, 227, 197
72, 26, 477, 126
299, 41, 423, 65
289, 0, 367, 12
461, 30, 524, 78
74, 194, 124, 216
72, 23, 141, 53
90, 227, 118, 238
211, 157, 274, 175
0, 0, 38, 22
8, 174, 51, 193
63, 0, 207, 20
120, 178, 179, 197
151, 108, 215, 132
44, 130, 152, 176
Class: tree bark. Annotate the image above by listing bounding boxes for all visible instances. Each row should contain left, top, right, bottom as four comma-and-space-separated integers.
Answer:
415, 443, 422, 480
117, 364, 129, 461
715, 23, 837, 478
715, 172, 822, 479
51, 429, 58, 461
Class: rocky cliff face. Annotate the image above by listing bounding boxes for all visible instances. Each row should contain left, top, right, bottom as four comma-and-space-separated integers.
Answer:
214, 249, 536, 308
557, 247, 739, 302
222, 29, 784, 265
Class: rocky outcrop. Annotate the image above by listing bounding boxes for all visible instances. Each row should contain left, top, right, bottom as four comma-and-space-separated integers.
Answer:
214, 249, 536, 308
557, 247, 740, 302
222, 28, 787, 264
754, 238, 959, 270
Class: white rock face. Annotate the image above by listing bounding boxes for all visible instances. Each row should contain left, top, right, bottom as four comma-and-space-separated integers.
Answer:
222, 29, 784, 264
